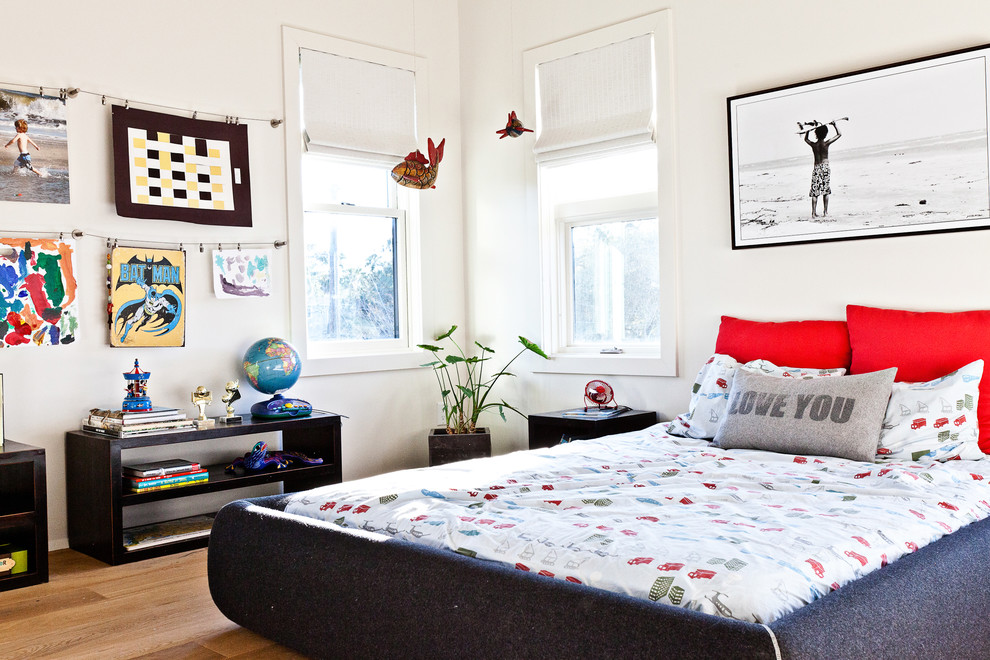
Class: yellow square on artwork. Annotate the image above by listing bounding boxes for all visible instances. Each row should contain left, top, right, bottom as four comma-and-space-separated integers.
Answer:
163, 197, 174, 206
134, 157, 147, 168
185, 145, 195, 156
157, 132, 170, 143
187, 181, 198, 192
213, 200, 225, 210
186, 163, 197, 173
210, 165, 221, 176
135, 176, 148, 187
212, 183, 223, 193
188, 199, 200, 208
137, 194, 150, 204
163, 179, 173, 189
160, 153, 171, 168
132, 137, 146, 149
208, 148, 221, 159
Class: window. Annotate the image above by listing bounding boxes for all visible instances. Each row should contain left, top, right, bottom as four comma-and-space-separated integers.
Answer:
524, 12, 678, 376
283, 28, 426, 374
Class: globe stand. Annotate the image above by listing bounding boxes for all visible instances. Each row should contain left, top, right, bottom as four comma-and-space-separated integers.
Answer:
250, 393, 313, 419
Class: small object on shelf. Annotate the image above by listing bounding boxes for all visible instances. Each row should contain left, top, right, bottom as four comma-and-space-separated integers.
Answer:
217, 379, 243, 424
122, 359, 152, 412
242, 338, 311, 419
225, 440, 323, 476
191, 385, 215, 428
0, 544, 27, 576
496, 110, 533, 139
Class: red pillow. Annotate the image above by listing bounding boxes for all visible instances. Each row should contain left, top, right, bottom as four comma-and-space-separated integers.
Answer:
846, 304, 990, 453
714, 316, 851, 370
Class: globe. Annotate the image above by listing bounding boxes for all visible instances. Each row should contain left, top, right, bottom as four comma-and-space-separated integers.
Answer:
242, 338, 311, 418
243, 337, 302, 395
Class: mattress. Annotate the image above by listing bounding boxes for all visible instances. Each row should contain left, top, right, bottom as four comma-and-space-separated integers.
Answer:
284, 424, 990, 623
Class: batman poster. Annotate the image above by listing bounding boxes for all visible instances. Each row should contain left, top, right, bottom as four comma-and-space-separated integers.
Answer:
109, 247, 185, 347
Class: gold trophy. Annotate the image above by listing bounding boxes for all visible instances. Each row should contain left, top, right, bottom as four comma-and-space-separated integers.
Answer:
218, 379, 243, 424
191, 386, 215, 428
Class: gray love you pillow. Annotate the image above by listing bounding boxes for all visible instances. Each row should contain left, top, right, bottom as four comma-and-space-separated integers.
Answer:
713, 367, 897, 462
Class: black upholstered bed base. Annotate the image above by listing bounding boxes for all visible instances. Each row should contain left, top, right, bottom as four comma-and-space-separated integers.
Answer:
208, 493, 990, 659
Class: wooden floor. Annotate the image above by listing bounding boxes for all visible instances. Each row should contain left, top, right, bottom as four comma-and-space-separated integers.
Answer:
0, 548, 308, 659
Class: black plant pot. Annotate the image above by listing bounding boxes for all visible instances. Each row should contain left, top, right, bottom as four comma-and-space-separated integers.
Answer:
427, 427, 491, 466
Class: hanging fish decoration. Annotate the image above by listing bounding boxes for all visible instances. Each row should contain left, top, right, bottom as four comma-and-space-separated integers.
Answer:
496, 110, 533, 139
391, 137, 445, 189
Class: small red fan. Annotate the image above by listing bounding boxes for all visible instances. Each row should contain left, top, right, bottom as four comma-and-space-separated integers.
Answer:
584, 379, 615, 410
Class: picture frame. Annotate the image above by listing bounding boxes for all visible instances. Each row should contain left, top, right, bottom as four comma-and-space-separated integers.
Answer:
108, 246, 186, 347
0, 373, 4, 447
112, 106, 252, 227
0, 88, 69, 204
728, 43, 990, 249
0, 237, 79, 347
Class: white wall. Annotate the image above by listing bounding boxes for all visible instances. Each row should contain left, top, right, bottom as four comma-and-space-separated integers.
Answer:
459, 0, 990, 451
12, 0, 990, 552
4, 0, 464, 549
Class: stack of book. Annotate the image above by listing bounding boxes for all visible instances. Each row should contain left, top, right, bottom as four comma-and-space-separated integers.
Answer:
122, 513, 216, 551
83, 407, 194, 437
123, 458, 208, 494
561, 405, 632, 419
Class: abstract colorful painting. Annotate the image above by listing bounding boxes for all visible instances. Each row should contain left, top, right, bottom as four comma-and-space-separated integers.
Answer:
112, 106, 252, 227
0, 88, 70, 204
212, 249, 271, 298
0, 237, 78, 347
109, 247, 186, 347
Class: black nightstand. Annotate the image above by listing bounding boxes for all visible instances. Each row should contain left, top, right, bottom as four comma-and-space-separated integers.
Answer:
528, 409, 658, 449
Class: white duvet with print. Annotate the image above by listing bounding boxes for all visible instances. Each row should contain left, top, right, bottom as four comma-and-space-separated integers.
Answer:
284, 425, 990, 623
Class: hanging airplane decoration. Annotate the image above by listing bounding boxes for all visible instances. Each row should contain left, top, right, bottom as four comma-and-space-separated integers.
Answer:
496, 110, 533, 139
391, 137, 445, 189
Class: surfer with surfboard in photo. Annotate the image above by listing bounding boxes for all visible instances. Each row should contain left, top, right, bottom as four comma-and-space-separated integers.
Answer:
798, 117, 847, 218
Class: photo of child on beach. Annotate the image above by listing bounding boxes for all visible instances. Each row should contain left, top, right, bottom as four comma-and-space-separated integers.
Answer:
0, 88, 69, 204
729, 49, 990, 248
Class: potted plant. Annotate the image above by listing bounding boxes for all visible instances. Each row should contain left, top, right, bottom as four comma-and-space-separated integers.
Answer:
418, 325, 548, 465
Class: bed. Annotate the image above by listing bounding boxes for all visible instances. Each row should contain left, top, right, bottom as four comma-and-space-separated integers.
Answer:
208, 306, 990, 658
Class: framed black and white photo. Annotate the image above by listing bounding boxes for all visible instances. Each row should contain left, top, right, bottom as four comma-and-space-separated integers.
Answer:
728, 44, 990, 249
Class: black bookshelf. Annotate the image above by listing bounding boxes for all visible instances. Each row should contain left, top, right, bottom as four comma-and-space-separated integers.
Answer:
66, 412, 341, 565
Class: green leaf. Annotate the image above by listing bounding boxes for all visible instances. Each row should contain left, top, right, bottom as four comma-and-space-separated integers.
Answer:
457, 385, 475, 397
436, 325, 457, 340
419, 360, 442, 367
519, 336, 549, 359
417, 344, 442, 352
446, 355, 466, 364
475, 341, 495, 354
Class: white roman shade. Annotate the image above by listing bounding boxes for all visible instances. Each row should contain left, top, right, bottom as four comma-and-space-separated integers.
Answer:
300, 47, 417, 162
534, 34, 655, 162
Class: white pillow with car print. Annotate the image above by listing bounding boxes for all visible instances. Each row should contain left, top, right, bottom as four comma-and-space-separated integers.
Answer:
877, 359, 984, 462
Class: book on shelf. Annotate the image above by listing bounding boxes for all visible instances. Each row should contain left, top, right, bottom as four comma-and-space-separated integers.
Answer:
88, 407, 187, 425
125, 475, 209, 493
122, 513, 216, 551
125, 469, 208, 489
560, 405, 632, 419
81, 419, 196, 438
126, 467, 207, 483
123, 458, 201, 478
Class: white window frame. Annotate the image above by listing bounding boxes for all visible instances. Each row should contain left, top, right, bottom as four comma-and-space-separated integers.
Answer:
523, 11, 679, 377
282, 26, 426, 375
